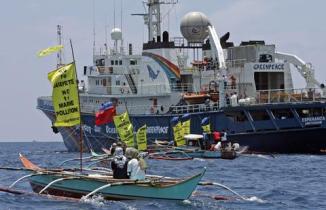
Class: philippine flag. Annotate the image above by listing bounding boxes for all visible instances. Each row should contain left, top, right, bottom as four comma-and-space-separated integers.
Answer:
95, 102, 116, 126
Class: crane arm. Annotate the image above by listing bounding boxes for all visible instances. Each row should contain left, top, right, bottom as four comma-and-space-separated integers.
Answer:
275, 52, 324, 91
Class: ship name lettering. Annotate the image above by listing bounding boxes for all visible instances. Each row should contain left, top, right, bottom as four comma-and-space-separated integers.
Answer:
302, 116, 325, 123
253, 63, 284, 70
82, 125, 92, 134
147, 126, 168, 134
106, 126, 117, 134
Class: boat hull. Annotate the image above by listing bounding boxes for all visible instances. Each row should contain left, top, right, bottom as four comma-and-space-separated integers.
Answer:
27, 171, 205, 200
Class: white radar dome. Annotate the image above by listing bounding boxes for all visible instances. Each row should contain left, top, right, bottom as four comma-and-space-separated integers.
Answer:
180, 12, 211, 43
111, 28, 122, 40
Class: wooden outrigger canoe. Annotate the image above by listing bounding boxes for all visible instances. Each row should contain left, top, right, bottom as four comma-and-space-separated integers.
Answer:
148, 134, 247, 160
20, 154, 205, 200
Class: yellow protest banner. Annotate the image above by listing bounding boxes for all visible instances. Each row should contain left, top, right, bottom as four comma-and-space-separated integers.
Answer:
202, 124, 211, 134
113, 112, 134, 147
136, 125, 147, 151
182, 119, 191, 136
48, 63, 80, 127
173, 121, 185, 146
38, 45, 63, 57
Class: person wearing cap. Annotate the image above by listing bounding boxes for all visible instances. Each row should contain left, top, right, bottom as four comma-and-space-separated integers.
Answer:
126, 148, 147, 180
111, 147, 129, 179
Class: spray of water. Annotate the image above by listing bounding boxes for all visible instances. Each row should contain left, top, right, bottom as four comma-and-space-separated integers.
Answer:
80, 194, 105, 207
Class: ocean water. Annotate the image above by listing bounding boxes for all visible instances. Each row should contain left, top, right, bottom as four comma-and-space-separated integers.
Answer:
0, 142, 325, 210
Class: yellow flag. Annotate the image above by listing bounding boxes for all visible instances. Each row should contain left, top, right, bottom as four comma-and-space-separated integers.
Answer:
48, 63, 80, 127
136, 125, 147, 151
182, 119, 191, 136
202, 124, 211, 134
113, 112, 134, 147
38, 45, 63, 57
173, 122, 185, 146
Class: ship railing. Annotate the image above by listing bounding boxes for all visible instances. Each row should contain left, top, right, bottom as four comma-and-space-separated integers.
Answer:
255, 88, 324, 104
170, 83, 194, 92
37, 95, 218, 115
169, 103, 219, 114
125, 103, 219, 115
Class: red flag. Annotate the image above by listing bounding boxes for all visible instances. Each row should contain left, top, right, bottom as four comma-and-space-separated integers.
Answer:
95, 105, 116, 126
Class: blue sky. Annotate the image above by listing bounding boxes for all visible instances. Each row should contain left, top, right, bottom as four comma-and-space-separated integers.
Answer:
0, 0, 325, 141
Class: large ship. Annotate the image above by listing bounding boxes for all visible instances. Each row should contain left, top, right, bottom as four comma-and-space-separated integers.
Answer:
38, 0, 326, 153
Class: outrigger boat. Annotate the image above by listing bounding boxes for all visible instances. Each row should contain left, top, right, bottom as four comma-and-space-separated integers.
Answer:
19, 154, 205, 200
149, 134, 247, 160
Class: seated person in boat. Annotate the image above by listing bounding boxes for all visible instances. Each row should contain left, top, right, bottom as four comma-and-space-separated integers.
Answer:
111, 147, 129, 179
126, 148, 147, 180
211, 131, 222, 151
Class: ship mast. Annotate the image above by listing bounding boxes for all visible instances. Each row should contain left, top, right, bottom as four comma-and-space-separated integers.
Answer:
146, 0, 178, 42
56, 25, 63, 68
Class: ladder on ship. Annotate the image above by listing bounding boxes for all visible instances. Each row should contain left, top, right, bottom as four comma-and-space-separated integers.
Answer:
125, 74, 137, 94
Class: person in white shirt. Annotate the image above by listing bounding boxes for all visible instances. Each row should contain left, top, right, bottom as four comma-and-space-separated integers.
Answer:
126, 148, 147, 180
214, 141, 221, 151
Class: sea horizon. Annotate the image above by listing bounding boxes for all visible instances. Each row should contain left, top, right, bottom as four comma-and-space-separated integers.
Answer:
0, 140, 62, 143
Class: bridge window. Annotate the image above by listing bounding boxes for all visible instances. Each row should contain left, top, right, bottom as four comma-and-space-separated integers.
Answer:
130, 59, 137, 65
249, 110, 270, 121
119, 60, 122, 65
95, 59, 105, 66
111, 60, 114, 65
271, 109, 294, 119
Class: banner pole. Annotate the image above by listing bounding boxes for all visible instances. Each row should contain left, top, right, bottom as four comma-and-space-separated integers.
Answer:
70, 39, 83, 172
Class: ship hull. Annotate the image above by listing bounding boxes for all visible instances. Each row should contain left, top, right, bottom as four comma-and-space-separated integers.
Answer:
38, 98, 326, 154
230, 127, 326, 153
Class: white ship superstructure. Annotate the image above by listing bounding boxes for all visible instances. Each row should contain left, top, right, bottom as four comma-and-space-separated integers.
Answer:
37, 0, 326, 153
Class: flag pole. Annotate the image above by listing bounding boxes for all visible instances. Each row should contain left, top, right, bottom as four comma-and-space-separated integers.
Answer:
70, 39, 83, 172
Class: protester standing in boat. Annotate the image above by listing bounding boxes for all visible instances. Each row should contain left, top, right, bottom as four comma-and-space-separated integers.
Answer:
111, 147, 129, 179
221, 131, 228, 150
126, 148, 147, 180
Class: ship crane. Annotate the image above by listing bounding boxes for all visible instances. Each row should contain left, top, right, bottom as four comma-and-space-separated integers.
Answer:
275, 52, 325, 95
